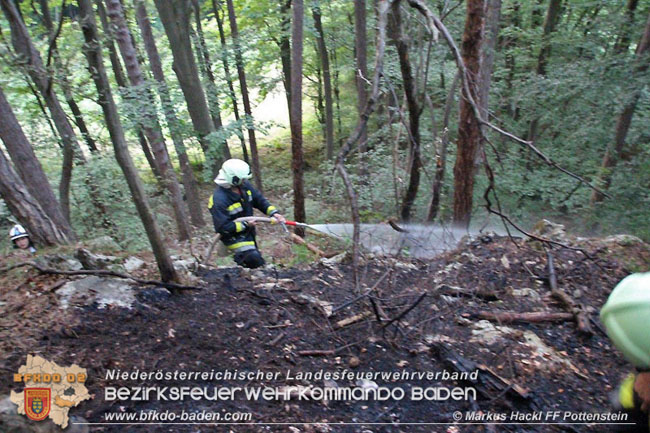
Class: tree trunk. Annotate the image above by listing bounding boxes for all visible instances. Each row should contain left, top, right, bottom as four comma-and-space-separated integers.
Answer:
476, 0, 501, 164
391, 2, 422, 221
153, 0, 225, 177
427, 72, 460, 222
225, 0, 263, 191
354, 0, 368, 153
96, 0, 160, 179
290, 0, 306, 237
312, 1, 335, 160
78, 0, 178, 282
105, 0, 191, 241
535, 0, 562, 76
212, 0, 248, 162
135, 0, 205, 228
190, 0, 228, 140
0, 148, 70, 246
591, 12, 650, 204
38, 0, 98, 154
614, 0, 639, 54
452, 0, 485, 228
0, 85, 73, 238
1, 0, 85, 225
528, 0, 562, 143
279, 0, 292, 111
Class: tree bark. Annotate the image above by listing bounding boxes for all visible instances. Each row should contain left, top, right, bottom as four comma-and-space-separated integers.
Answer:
312, 1, 335, 160
1, 0, 84, 225
105, 0, 191, 241
427, 72, 460, 222
225, 0, 263, 191
279, 0, 292, 111
134, 0, 205, 228
591, 13, 650, 204
38, 0, 98, 154
535, 0, 562, 76
0, 148, 70, 246
528, 0, 562, 143
354, 0, 369, 153
478, 0, 500, 126
452, 0, 485, 228
153, 0, 226, 177
391, 2, 422, 221
614, 0, 639, 54
78, 0, 178, 282
0, 85, 73, 238
212, 0, 248, 162
475, 0, 501, 165
290, 0, 306, 237
96, 0, 160, 179
190, 0, 229, 142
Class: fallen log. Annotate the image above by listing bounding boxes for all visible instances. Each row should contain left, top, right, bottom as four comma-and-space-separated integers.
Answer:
436, 284, 499, 302
290, 233, 326, 257
546, 251, 593, 335
298, 349, 335, 357
334, 311, 372, 329
0, 261, 201, 291
468, 311, 574, 324
430, 342, 532, 404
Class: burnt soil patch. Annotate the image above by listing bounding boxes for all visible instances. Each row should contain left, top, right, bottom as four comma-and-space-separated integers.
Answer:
1, 235, 648, 432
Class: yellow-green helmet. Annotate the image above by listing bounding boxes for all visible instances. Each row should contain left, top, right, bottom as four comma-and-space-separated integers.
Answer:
600, 272, 650, 369
219, 159, 252, 186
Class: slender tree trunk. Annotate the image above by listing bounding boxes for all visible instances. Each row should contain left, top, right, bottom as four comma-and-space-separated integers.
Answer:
135, 0, 205, 228
312, 1, 335, 160
1, 0, 85, 224
225, 0, 263, 191
614, 0, 639, 54
96, 0, 160, 179
452, 0, 485, 228
0, 85, 73, 238
279, 0, 292, 111
354, 0, 369, 154
38, 0, 98, 154
212, 0, 248, 162
591, 13, 650, 204
78, 0, 178, 282
0, 148, 70, 246
154, 0, 226, 176
105, 0, 191, 241
290, 0, 306, 237
190, 0, 228, 142
427, 72, 460, 222
528, 0, 562, 143
535, 0, 562, 76
476, 0, 501, 165
391, 2, 422, 221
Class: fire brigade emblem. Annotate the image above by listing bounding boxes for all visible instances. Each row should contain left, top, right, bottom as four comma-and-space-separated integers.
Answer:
25, 388, 51, 421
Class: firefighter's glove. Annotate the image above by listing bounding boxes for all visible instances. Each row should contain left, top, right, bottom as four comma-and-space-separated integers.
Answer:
635, 372, 650, 413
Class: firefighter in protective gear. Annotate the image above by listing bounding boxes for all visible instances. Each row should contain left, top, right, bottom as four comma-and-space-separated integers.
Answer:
208, 159, 285, 269
601, 272, 650, 432
9, 224, 36, 254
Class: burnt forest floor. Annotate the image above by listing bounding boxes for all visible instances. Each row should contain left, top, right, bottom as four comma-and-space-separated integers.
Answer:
1, 234, 649, 433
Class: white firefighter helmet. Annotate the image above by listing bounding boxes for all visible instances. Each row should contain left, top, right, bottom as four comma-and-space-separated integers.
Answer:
9, 224, 29, 241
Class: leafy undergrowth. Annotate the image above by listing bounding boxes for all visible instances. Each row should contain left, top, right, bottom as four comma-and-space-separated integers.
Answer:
1, 233, 648, 432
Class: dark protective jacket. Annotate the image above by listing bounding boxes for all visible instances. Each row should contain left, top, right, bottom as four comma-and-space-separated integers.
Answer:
208, 181, 278, 254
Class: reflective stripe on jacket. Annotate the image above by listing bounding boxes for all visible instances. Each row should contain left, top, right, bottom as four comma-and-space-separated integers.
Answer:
208, 181, 278, 252
618, 373, 650, 432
